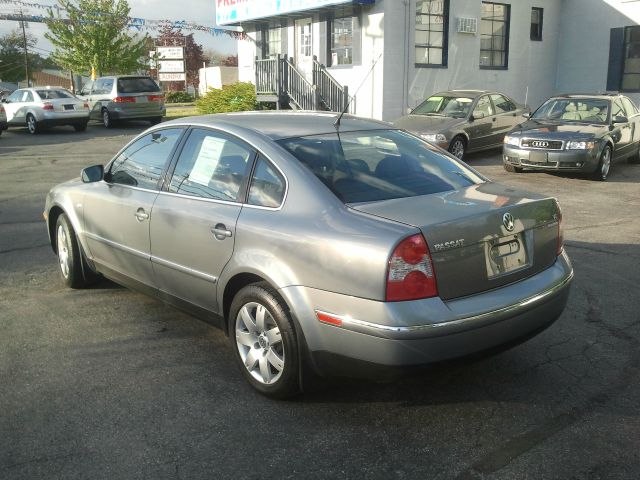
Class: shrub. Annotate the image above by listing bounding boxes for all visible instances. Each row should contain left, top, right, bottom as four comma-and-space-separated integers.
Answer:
165, 91, 194, 103
196, 82, 257, 114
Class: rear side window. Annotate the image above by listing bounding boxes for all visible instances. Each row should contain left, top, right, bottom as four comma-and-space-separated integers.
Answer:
248, 155, 286, 207
169, 128, 254, 202
107, 128, 183, 189
117, 77, 160, 94
278, 129, 483, 204
490, 94, 516, 113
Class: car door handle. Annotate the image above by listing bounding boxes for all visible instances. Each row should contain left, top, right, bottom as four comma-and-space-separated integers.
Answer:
211, 224, 233, 240
134, 208, 149, 222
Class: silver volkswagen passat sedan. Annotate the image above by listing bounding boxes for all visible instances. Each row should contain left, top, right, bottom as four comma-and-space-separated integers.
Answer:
44, 112, 573, 398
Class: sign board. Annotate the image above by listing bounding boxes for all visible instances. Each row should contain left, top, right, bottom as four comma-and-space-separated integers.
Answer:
159, 73, 187, 82
159, 60, 185, 73
157, 46, 184, 60
216, 0, 375, 25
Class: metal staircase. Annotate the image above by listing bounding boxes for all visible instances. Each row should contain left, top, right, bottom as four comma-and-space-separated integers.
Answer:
255, 54, 355, 113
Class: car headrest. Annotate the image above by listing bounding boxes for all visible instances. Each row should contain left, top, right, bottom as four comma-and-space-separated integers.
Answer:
375, 155, 422, 179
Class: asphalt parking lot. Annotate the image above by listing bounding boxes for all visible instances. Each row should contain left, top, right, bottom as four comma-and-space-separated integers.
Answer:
1, 122, 639, 480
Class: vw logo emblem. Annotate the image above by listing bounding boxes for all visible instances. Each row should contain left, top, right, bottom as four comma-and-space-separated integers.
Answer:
503, 212, 515, 232
532, 140, 549, 148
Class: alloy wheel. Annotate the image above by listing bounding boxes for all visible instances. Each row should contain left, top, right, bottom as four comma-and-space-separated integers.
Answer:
235, 302, 285, 385
450, 138, 465, 159
600, 148, 611, 179
27, 115, 37, 134
57, 224, 70, 279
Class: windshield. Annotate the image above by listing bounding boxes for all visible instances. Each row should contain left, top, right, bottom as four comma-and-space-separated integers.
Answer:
278, 129, 483, 204
36, 89, 74, 100
533, 98, 610, 124
117, 77, 160, 93
412, 95, 474, 118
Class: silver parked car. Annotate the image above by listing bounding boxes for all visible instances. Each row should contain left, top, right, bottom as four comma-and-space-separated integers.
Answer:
0, 102, 7, 135
77, 75, 165, 128
44, 112, 573, 398
1, 87, 90, 134
394, 90, 529, 160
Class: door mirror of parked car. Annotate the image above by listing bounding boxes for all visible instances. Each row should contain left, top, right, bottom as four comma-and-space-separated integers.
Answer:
81, 165, 104, 183
522, 112, 531, 119
612, 115, 629, 124
406, 107, 413, 115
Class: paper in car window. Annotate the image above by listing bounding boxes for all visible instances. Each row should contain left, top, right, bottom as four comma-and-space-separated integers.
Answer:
189, 136, 226, 185
457, 98, 472, 103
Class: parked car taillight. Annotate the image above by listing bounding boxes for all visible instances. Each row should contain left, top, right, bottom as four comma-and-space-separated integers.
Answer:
386, 234, 438, 302
148, 95, 164, 102
555, 201, 564, 256
83, 102, 89, 109
0, 105, 4, 113
113, 97, 136, 103
42, 102, 54, 111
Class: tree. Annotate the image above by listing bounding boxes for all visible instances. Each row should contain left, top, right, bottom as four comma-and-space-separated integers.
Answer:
155, 25, 205, 91
0, 30, 54, 83
44, 0, 149, 77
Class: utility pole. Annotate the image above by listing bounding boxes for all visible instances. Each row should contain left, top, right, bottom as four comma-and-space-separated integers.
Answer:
19, 11, 30, 87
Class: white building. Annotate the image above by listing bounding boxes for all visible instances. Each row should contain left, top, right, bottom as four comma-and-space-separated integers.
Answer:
217, 0, 640, 121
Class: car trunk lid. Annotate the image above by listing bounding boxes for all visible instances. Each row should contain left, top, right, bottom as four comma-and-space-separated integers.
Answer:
350, 183, 560, 300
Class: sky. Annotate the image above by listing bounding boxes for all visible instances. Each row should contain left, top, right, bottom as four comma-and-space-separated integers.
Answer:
0, 0, 238, 59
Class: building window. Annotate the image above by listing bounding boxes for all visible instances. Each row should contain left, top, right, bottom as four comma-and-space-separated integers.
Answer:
261, 26, 282, 59
329, 16, 354, 66
415, 0, 449, 67
480, 2, 510, 69
531, 7, 543, 41
622, 26, 640, 92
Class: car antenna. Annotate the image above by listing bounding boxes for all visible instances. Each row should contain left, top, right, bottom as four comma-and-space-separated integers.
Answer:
334, 53, 383, 131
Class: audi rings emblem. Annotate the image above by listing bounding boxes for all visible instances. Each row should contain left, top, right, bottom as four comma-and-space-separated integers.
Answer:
503, 212, 515, 232
531, 140, 549, 148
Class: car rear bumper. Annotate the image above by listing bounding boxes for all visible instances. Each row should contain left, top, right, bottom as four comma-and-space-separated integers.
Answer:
280, 251, 573, 375
0, 121, 7, 130
503, 145, 600, 172
108, 104, 165, 120
39, 111, 90, 124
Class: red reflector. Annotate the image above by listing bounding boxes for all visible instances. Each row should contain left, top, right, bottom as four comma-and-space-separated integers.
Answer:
148, 95, 164, 102
316, 311, 343, 327
83, 103, 89, 109
113, 96, 136, 103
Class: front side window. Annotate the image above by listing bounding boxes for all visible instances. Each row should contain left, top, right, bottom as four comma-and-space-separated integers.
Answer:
79, 81, 93, 96
490, 94, 516, 113
415, 0, 449, 67
169, 129, 254, 202
473, 95, 495, 119
412, 95, 473, 118
248, 155, 286, 207
622, 97, 639, 116
622, 26, 640, 92
278, 130, 483, 204
329, 16, 354, 66
107, 128, 183, 189
7, 90, 23, 103
612, 99, 626, 120
480, 2, 510, 69
23, 91, 34, 102
530, 7, 543, 41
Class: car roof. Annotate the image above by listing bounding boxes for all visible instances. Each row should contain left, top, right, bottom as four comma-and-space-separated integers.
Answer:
434, 90, 492, 97
553, 93, 618, 100
161, 111, 393, 140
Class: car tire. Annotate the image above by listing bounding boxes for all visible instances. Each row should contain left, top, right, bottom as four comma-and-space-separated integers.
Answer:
55, 213, 93, 289
591, 145, 612, 181
628, 146, 640, 164
504, 163, 523, 173
149, 117, 163, 125
74, 122, 88, 132
448, 135, 466, 160
229, 282, 300, 399
26, 114, 39, 134
102, 108, 114, 129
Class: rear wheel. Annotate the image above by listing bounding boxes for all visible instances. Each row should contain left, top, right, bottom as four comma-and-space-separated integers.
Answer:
229, 282, 300, 399
504, 163, 523, 173
26, 114, 39, 134
591, 145, 612, 181
74, 122, 88, 132
448, 136, 466, 160
102, 108, 114, 128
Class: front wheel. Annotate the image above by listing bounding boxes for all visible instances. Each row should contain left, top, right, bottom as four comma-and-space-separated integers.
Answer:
448, 136, 466, 160
229, 283, 300, 399
591, 145, 612, 181
55, 213, 92, 288
504, 163, 523, 173
26, 114, 39, 134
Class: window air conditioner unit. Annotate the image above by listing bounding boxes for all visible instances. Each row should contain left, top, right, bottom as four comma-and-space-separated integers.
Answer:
457, 17, 478, 34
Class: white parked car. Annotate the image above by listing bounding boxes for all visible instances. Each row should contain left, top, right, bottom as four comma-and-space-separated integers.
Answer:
1, 87, 90, 134
0, 103, 8, 135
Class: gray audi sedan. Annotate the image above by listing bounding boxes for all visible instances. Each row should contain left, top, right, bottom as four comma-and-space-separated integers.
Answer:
394, 90, 529, 160
44, 112, 573, 398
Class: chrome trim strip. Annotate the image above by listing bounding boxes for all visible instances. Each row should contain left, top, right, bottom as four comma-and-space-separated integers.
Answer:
151, 255, 218, 284
315, 270, 574, 340
84, 232, 149, 260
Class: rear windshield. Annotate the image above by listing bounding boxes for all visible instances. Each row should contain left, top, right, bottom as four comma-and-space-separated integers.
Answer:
36, 89, 73, 99
117, 77, 160, 94
278, 129, 483, 204
533, 98, 610, 124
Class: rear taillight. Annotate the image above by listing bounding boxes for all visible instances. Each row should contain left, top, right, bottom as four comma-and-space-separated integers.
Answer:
113, 96, 136, 103
556, 202, 564, 256
42, 102, 54, 110
83, 102, 89, 109
0, 105, 4, 113
148, 94, 164, 102
386, 234, 438, 302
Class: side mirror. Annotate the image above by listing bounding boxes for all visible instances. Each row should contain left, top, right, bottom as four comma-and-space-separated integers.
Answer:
468, 114, 476, 122
81, 164, 104, 183
522, 112, 531, 119
613, 115, 628, 124
471, 111, 485, 120
406, 107, 413, 115
1, 98, 8, 103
